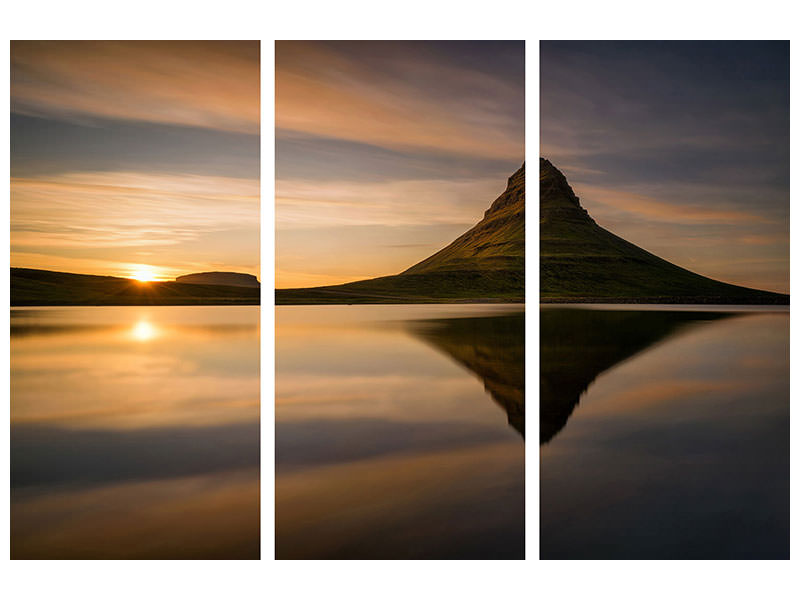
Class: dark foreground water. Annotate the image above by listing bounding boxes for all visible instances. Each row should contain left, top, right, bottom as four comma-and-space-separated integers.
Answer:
540, 305, 789, 559
275, 305, 525, 559
10, 306, 260, 559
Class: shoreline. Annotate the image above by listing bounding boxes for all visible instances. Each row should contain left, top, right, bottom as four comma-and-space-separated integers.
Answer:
540, 296, 788, 306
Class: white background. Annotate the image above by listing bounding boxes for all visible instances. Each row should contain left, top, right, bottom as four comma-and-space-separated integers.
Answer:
1, 2, 797, 598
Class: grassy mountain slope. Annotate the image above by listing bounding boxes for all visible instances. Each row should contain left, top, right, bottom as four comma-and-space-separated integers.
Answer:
276, 165, 525, 304
11, 268, 260, 306
540, 158, 788, 304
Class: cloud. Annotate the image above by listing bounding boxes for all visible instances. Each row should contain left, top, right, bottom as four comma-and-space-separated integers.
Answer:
11, 171, 260, 278
277, 177, 506, 229
573, 184, 769, 226
272, 42, 524, 289
11, 41, 259, 134
11, 171, 259, 249
10, 250, 260, 282
276, 41, 523, 160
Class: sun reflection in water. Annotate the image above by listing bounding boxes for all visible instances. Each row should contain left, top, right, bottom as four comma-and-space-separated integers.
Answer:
131, 319, 158, 342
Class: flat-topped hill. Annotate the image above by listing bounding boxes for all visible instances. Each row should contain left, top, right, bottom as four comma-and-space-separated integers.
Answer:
175, 272, 260, 287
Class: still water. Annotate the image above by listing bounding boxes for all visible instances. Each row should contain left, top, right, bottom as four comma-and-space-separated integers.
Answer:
10, 306, 260, 559
540, 305, 789, 559
276, 304, 525, 559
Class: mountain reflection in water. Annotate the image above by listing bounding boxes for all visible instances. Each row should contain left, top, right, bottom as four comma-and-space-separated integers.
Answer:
540, 307, 732, 444
275, 305, 524, 560
540, 306, 789, 559
408, 313, 524, 437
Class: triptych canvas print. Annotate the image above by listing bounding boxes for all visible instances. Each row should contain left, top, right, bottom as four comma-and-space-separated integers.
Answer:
8, 39, 789, 561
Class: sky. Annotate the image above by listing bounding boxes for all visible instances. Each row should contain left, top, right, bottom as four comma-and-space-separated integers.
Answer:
10, 41, 260, 281
541, 41, 789, 294
276, 41, 525, 288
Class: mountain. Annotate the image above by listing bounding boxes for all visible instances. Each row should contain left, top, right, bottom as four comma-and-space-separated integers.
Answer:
540, 158, 788, 304
11, 268, 259, 306
175, 271, 260, 287
276, 165, 525, 304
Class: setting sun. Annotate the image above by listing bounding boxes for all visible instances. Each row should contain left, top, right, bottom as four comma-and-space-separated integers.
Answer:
131, 267, 158, 282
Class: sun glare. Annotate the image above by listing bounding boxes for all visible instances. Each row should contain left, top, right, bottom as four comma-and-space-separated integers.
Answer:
131, 267, 157, 282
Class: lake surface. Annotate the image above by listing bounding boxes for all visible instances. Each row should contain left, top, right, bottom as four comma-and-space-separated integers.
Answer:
275, 304, 525, 559
10, 306, 260, 559
540, 305, 789, 559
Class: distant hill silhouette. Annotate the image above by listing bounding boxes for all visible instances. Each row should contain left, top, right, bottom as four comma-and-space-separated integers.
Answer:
540, 158, 788, 304
276, 165, 525, 304
176, 271, 260, 288
11, 268, 259, 306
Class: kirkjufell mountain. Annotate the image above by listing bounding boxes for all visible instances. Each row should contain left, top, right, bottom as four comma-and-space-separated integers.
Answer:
276, 165, 525, 304
540, 158, 787, 304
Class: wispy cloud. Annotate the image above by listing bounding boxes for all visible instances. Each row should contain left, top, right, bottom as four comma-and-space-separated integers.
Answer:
11, 41, 259, 134
276, 41, 523, 160
11, 171, 260, 278
274, 41, 524, 288
540, 41, 788, 293
277, 177, 505, 229
11, 250, 259, 282
12, 171, 258, 249
574, 184, 769, 226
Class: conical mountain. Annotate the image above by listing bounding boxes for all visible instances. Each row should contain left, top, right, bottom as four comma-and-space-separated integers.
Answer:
540, 158, 787, 304
276, 165, 525, 304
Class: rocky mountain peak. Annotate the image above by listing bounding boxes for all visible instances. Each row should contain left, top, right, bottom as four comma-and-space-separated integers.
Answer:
485, 163, 525, 218
540, 158, 594, 226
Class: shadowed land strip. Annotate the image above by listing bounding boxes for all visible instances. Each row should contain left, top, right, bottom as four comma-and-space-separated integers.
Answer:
11, 268, 260, 306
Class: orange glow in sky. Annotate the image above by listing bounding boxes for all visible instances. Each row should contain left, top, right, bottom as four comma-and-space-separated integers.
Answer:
10, 41, 260, 281
275, 41, 525, 289
130, 266, 158, 282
